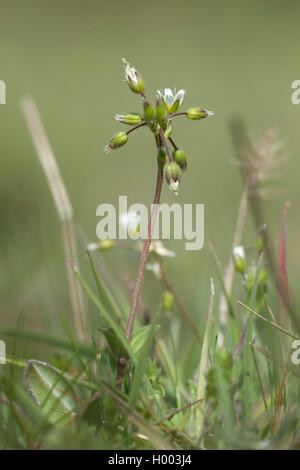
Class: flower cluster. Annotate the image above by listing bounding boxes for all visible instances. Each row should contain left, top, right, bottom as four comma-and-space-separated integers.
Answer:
104, 58, 214, 195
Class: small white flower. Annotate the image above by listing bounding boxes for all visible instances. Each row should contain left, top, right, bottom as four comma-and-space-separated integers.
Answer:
149, 240, 176, 258
86, 242, 99, 252
233, 245, 245, 260
157, 88, 185, 113
124, 62, 138, 84
122, 58, 144, 94
119, 211, 141, 238
232, 245, 246, 273
169, 179, 179, 195
146, 261, 162, 279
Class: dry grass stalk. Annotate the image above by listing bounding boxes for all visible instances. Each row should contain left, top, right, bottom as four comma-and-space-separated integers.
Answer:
20, 96, 88, 342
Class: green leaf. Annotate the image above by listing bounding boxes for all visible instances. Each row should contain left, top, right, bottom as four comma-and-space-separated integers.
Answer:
74, 267, 134, 362
129, 325, 157, 408
0, 326, 96, 358
25, 360, 80, 425
130, 325, 159, 356
100, 327, 128, 359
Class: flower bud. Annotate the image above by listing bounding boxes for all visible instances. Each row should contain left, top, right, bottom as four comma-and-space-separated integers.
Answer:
156, 98, 168, 130
122, 58, 145, 95
104, 131, 128, 153
165, 162, 181, 195
164, 122, 173, 139
256, 224, 267, 253
187, 108, 214, 120
162, 291, 174, 310
245, 266, 268, 291
115, 113, 143, 125
172, 149, 187, 171
233, 246, 245, 274
143, 100, 155, 122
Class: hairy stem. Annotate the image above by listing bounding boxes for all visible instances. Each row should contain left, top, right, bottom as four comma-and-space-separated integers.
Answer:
117, 153, 164, 383
126, 159, 164, 341
159, 128, 172, 162
126, 122, 146, 135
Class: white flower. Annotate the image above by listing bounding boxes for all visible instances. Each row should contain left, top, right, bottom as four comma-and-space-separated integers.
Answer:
146, 261, 162, 279
149, 240, 176, 258
157, 88, 185, 113
169, 179, 179, 195
122, 58, 144, 94
119, 210, 141, 238
232, 245, 246, 273
233, 245, 245, 260
86, 242, 99, 252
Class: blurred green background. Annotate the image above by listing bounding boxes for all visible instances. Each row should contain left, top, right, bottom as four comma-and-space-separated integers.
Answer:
1, 0, 299, 352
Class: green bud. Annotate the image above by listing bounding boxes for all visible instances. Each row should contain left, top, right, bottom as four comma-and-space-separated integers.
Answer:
162, 291, 174, 310
164, 122, 173, 139
187, 107, 214, 120
256, 224, 267, 253
256, 235, 264, 254
115, 113, 143, 125
99, 239, 115, 250
165, 162, 181, 195
122, 58, 145, 95
104, 131, 128, 153
157, 147, 166, 165
143, 100, 155, 122
245, 266, 268, 291
172, 149, 187, 171
232, 246, 245, 274
258, 268, 268, 286
156, 98, 168, 130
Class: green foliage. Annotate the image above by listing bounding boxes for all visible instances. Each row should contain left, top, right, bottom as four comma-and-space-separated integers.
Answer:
25, 360, 79, 426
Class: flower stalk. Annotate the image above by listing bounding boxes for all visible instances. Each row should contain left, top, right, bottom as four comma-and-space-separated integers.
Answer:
103, 58, 213, 385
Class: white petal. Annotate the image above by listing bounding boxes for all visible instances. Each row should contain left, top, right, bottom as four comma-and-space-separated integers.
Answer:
146, 261, 162, 279
86, 242, 99, 252
170, 179, 179, 194
164, 88, 174, 107
119, 211, 141, 230
233, 245, 245, 259
150, 240, 176, 257
175, 89, 185, 105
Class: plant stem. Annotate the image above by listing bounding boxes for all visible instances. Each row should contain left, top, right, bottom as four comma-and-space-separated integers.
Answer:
117, 153, 164, 382
168, 136, 178, 150
169, 112, 188, 118
243, 253, 263, 426
159, 128, 172, 162
126, 159, 164, 341
126, 122, 147, 135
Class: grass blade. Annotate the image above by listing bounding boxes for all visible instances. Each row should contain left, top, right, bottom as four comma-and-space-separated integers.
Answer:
196, 278, 214, 440
74, 267, 134, 362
